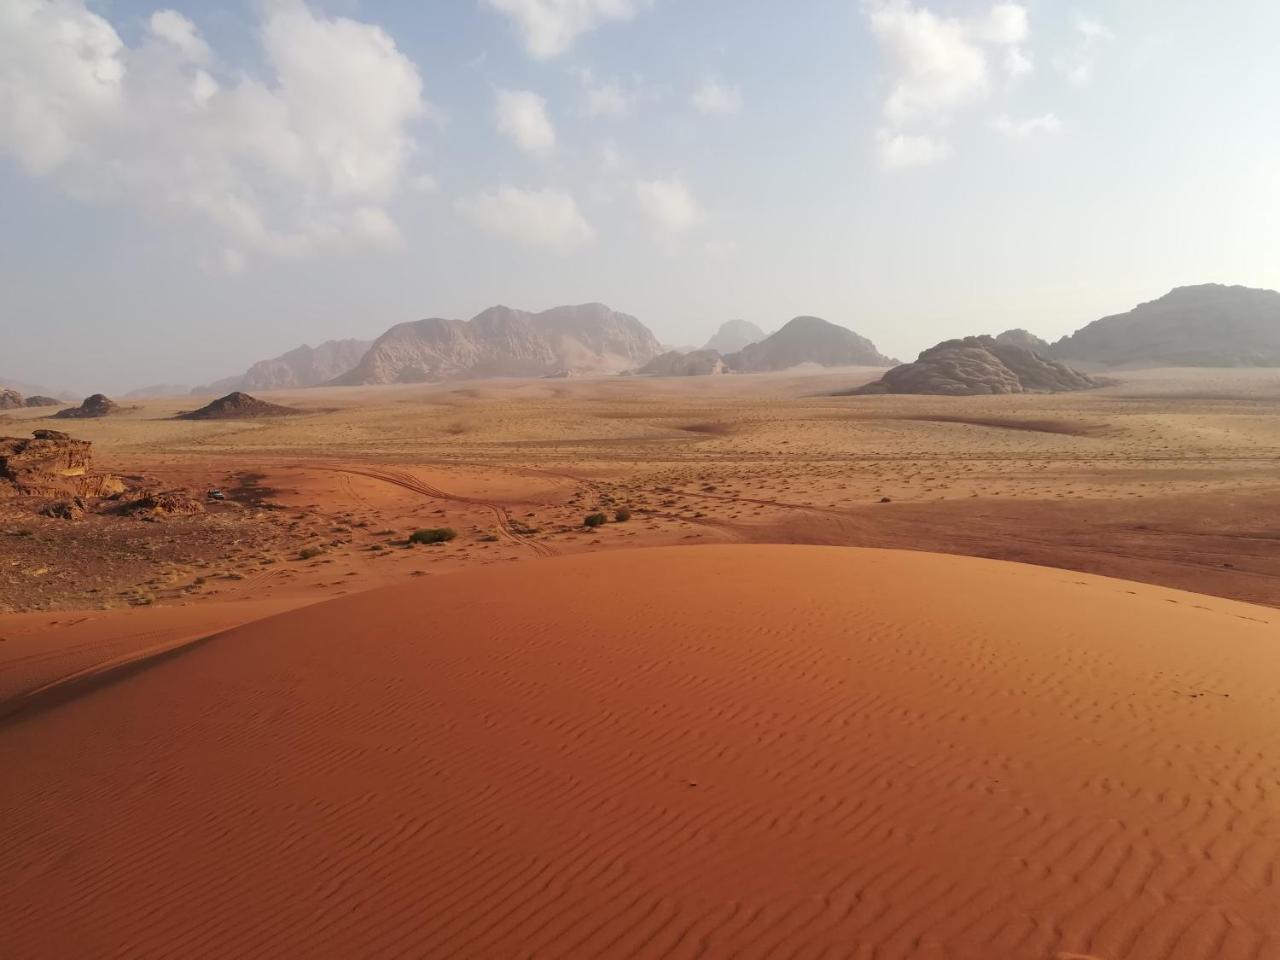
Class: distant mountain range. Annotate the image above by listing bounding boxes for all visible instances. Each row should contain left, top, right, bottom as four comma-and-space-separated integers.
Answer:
70, 283, 1280, 397
703, 319, 768, 354
1050, 284, 1280, 367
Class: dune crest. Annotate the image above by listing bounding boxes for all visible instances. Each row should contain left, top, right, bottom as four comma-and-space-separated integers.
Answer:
2, 545, 1276, 960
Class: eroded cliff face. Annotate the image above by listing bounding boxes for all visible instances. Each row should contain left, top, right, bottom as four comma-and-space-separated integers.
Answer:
0, 430, 124, 499
335, 304, 663, 385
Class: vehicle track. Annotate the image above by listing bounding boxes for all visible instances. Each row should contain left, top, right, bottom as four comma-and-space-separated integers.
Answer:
318, 464, 555, 558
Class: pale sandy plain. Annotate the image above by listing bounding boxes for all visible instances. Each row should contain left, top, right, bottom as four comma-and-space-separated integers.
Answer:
2, 367, 1280, 958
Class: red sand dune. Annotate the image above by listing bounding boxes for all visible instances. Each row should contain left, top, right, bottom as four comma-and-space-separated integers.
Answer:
1, 545, 1278, 959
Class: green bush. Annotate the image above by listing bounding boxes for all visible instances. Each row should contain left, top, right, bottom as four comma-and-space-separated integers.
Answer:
583, 512, 607, 528
614, 507, 632, 522
409, 527, 457, 545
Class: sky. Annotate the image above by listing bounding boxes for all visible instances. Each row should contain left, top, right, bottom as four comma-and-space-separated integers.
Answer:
2, 0, 1279, 394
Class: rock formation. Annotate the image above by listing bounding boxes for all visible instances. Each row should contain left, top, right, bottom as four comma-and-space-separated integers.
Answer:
634, 349, 731, 376
995, 329, 1051, 353
703, 320, 767, 355
194, 339, 373, 395
53, 394, 120, 419
851, 336, 1098, 396
726, 316, 895, 372
23, 396, 63, 408
335, 304, 662, 385
1052, 284, 1280, 367
178, 392, 301, 420
0, 430, 124, 499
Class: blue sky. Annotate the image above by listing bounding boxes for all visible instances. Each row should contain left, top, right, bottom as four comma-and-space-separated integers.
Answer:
2, 0, 1279, 393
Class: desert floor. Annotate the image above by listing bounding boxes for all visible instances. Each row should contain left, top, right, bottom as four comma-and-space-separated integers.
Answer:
2, 368, 1279, 958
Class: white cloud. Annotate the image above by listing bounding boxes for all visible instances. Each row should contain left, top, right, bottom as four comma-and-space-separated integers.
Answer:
496, 88, 555, 154
993, 112, 1062, 140
1058, 15, 1113, 86
634, 177, 703, 233
877, 129, 951, 170
482, 0, 650, 59
867, 2, 1034, 169
455, 186, 594, 249
692, 79, 742, 117
0, 0, 429, 263
574, 67, 629, 117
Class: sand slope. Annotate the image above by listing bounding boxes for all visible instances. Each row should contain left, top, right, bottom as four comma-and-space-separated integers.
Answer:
2, 545, 1278, 959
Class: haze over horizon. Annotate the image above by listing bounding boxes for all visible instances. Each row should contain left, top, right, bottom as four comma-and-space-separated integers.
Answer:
3, 0, 1279, 394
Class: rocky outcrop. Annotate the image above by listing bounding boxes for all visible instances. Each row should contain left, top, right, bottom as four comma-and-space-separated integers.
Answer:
704, 320, 767, 355
1052, 284, 1280, 367
851, 336, 1098, 396
995, 329, 1051, 353
119, 490, 206, 519
24, 396, 63, 408
178, 392, 301, 420
726, 316, 895, 372
635, 349, 730, 376
194, 339, 373, 395
53, 394, 120, 419
0, 430, 124, 499
335, 304, 662, 385
0, 389, 23, 410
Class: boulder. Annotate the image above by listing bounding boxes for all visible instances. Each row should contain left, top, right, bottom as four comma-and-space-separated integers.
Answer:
54, 394, 120, 419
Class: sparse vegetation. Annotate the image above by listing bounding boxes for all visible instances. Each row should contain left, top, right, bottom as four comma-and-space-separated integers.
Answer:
614, 507, 632, 522
584, 512, 607, 528
298, 546, 325, 560
409, 527, 457, 545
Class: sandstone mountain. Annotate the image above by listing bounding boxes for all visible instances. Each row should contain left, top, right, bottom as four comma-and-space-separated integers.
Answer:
703, 319, 767, 355
178, 392, 301, 420
0, 389, 22, 410
24, 396, 63, 408
334, 304, 662, 385
53, 394, 121, 419
851, 336, 1098, 396
634, 349, 731, 376
995, 328, 1051, 353
726, 316, 895, 372
194, 339, 372, 395
1052, 284, 1280, 367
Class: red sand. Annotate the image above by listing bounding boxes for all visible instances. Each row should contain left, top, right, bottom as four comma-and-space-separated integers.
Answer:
1, 545, 1278, 959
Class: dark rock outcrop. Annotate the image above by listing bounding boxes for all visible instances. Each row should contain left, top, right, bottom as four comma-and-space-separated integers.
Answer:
178, 392, 301, 420
635, 350, 731, 376
24, 396, 62, 408
704, 320, 767, 355
334, 304, 662, 385
119, 490, 206, 519
53, 394, 119, 419
726, 316, 895, 372
1052, 284, 1280, 367
851, 336, 1098, 396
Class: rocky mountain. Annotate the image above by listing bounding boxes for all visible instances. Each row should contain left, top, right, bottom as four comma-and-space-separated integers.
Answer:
851, 336, 1098, 396
1, 429, 124, 499
1052, 284, 1280, 367
704, 319, 767, 354
53, 394, 121, 419
335, 304, 662, 385
726, 316, 895, 372
995, 328, 1051, 353
0, 377, 74, 402
178, 392, 301, 420
634, 349, 731, 376
124, 384, 192, 399
24, 396, 63, 408
0, 389, 22, 410
193, 339, 372, 395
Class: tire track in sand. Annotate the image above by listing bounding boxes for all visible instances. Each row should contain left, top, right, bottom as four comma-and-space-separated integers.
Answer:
317, 464, 555, 558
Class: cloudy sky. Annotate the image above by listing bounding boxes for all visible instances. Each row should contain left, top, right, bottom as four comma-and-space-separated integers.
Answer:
2, 0, 1278, 393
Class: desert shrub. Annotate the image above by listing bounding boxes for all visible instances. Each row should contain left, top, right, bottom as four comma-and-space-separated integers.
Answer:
614, 507, 632, 522
409, 527, 457, 545
583, 512, 607, 528
298, 546, 325, 560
